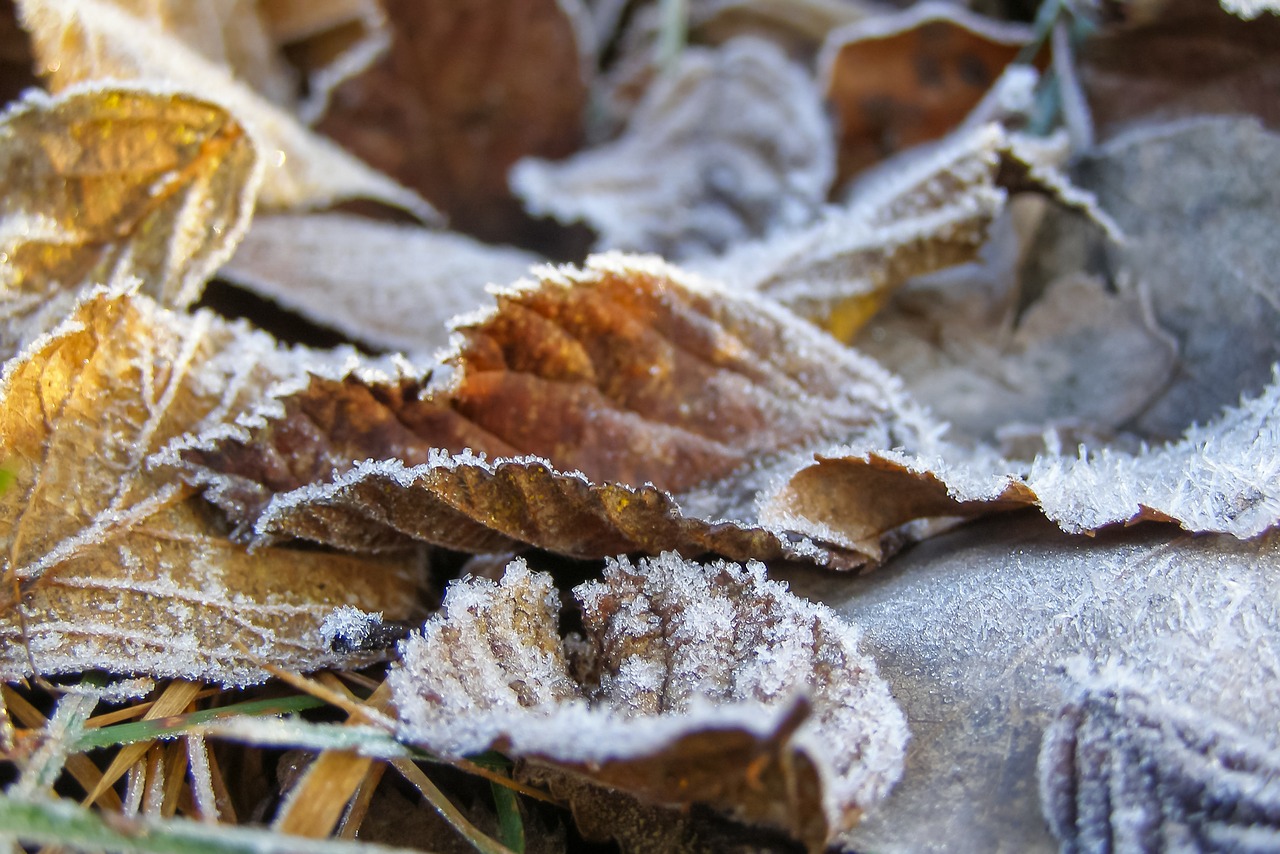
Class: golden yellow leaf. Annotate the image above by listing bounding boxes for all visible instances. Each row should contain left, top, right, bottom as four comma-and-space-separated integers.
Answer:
0, 86, 259, 356
18, 0, 434, 217
0, 288, 425, 685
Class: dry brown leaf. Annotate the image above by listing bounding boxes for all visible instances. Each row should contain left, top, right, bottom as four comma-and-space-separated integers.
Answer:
764, 367, 1280, 559
513, 37, 833, 260
388, 553, 907, 852
18, 0, 433, 217
819, 1, 1032, 184
0, 85, 259, 357
219, 213, 539, 355
0, 288, 425, 685
315, 0, 587, 245
176, 253, 938, 568
697, 122, 1112, 340
1078, 0, 1280, 140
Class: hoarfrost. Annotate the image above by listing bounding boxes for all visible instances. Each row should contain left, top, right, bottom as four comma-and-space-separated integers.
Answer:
389, 552, 906, 849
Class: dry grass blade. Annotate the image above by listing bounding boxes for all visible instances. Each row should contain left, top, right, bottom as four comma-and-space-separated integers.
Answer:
336, 762, 387, 839
83, 679, 202, 807
2, 686, 120, 810
272, 679, 392, 837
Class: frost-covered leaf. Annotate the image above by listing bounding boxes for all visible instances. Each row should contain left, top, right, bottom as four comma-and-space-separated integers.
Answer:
315, 0, 587, 245
854, 254, 1177, 446
819, 1, 1032, 184
768, 368, 1280, 555
513, 37, 832, 260
1023, 116, 1280, 439
699, 122, 1112, 340
782, 515, 1280, 851
177, 253, 938, 568
1220, 0, 1280, 19
1039, 677, 1280, 852
18, 0, 433, 217
219, 213, 539, 355
389, 553, 906, 851
0, 288, 425, 685
0, 86, 259, 356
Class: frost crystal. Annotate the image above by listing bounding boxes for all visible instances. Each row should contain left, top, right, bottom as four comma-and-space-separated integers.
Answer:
389, 553, 906, 849
319, 606, 385, 654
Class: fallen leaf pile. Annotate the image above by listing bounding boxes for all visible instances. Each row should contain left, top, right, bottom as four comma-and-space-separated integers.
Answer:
0, 0, 1277, 852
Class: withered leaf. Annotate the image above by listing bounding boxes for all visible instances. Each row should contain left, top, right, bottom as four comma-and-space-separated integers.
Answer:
819, 1, 1033, 184
513, 37, 833, 260
1078, 0, 1280, 140
0, 86, 258, 356
0, 288, 425, 685
765, 367, 1280, 559
219, 213, 539, 355
698, 122, 1113, 340
389, 553, 907, 852
783, 514, 1280, 851
1022, 116, 1280, 440
18, 0, 434, 217
177, 254, 938, 568
315, 0, 587, 245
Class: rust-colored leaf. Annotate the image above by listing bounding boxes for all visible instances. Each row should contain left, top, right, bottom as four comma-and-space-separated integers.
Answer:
0, 289, 425, 685
819, 1, 1032, 183
315, 0, 587, 244
177, 254, 937, 568
388, 553, 907, 852
0, 86, 259, 356
18, 0, 433, 217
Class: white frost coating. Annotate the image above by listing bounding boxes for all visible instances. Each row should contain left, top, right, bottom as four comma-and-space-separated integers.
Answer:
220, 214, 539, 354
1220, 0, 1280, 17
319, 605, 384, 651
390, 553, 907, 838
512, 37, 833, 259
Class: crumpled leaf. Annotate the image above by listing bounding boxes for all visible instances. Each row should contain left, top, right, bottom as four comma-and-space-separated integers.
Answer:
767, 367, 1280, 559
175, 253, 938, 569
698, 122, 1113, 340
818, 1, 1032, 184
389, 553, 907, 852
1039, 676, 1280, 852
0, 85, 260, 357
0, 288, 425, 685
18, 0, 433, 217
107, 0, 388, 124
513, 37, 832, 260
1078, 0, 1280, 139
218, 213, 539, 355
315, 0, 587, 245
781, 515, 1280, 851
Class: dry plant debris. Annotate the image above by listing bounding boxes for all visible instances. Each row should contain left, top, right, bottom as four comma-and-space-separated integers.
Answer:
0, 0, 1277, 852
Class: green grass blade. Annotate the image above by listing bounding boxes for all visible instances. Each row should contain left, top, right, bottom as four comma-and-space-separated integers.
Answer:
72, 694, 324, 751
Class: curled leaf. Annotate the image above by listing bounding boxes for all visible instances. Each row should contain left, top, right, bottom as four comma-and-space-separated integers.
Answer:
698, 122, 1114, 340
819, 1, 1033, 184
389, 553, 907, 851
0, 85, 259, 355
0, 289, 425, 685
219, 213, 539, 355
513, 37, 833, 259
18, 0, 433, 217
177, 254, 937, 568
